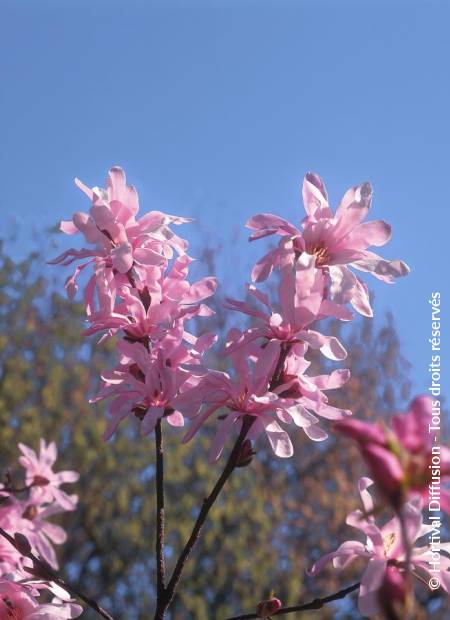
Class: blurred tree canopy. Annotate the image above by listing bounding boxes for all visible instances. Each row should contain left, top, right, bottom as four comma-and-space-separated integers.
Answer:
0, 241, 448, 620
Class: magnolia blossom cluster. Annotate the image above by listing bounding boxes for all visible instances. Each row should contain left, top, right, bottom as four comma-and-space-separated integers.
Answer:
0, 440, 82, 618
51, 167, 219, 441
52, 168, 408, 461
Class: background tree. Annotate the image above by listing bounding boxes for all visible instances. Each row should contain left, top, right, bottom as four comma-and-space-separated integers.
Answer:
0, 240, 448, 619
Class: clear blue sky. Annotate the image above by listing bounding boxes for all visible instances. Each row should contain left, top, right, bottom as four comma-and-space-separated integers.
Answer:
1, 0, 448, 402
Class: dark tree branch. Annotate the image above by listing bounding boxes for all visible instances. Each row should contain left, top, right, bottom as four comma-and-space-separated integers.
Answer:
155, 418, 166, 604
152, 341, 291, 618
269, 343, 290, 391
154, 415, 255, 619
0, 526, 115, 620
225, 582, 360, 619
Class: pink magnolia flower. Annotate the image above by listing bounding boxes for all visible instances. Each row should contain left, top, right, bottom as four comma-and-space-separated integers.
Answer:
225, 258, 349, 361
335, 396, 450, 510
274, 343, 352, 439
0, 579, 82, 619
93, 337, 207, 440
308, 477, 450, 617
50, 166, 191, 300
83, 255, 217, 342
0, 499, 68, 571
0, 441, 79, 576
18, 441, 79, 512
247, 173, 409, 316
183, 338, 351, 460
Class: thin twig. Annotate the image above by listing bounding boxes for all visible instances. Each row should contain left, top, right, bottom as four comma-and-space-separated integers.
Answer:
155, 418, 166, 603
155, 416, 255, 618
225, 582, 360, 619
269, 343, 290, 391
0, 526, 114, 620
153, 342, 290, 618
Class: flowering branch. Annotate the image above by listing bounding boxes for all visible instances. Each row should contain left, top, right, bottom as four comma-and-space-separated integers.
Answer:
226, 582, 360, 619
0, 527, 114, 620
49, 166, 439, 620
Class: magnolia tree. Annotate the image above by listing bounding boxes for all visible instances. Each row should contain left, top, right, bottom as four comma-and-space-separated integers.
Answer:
1, 168, 449, 619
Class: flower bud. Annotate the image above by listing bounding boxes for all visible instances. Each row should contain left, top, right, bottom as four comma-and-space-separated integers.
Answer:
14, 532, 32, 555
236, 439, 256, 468
22, 505, 38, 520
256, 597, 282, 618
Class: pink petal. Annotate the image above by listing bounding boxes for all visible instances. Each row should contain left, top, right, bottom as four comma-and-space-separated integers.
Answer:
319, 299, 353, 321
300, 330, 347, 361
72, 211, 104, 244
60, 220, 79, 235
357, 477, 375, 516
251, 248, 279, 282
301, 172, 330, 218
334, 181, 373, 241
133, 247, 164, 266
352, 251, 410, 282
303, 424, 328, 441
185, 277, 218, 303
247, 284, 272, 309
75, 177, 94, 200
111, 243, 133, 273
141, 407, 163, 435
346, 220, 392, 248
312, 369, 351, 390
334, 418, 386, 445
246, 213, 299, 236
350, 275, 373, 317
308, 540, 366, 576
392, 395, 432, 451
209, 412, 240, 461
264, 420, 293, 458
316, 403, 352, 420
58, 471, 80, 484
166, 410, 184, 427
358, 558, 388, 616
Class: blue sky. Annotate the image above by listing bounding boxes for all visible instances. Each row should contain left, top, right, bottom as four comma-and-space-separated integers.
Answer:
1, 0, 448, 401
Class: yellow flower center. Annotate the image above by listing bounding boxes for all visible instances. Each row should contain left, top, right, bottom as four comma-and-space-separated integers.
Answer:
383, 532, 396, 556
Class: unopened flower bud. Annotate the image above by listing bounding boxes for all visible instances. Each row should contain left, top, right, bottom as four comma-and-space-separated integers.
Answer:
22, 505, 38, 520
256, 597, 282, 618
236, 439, 256, 468
14, 533, 32, 555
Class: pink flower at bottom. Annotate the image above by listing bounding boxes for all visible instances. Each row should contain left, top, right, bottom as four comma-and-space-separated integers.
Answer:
0, 579, 82, 619
308, 477, 450, 617
18, 440, 79, 512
